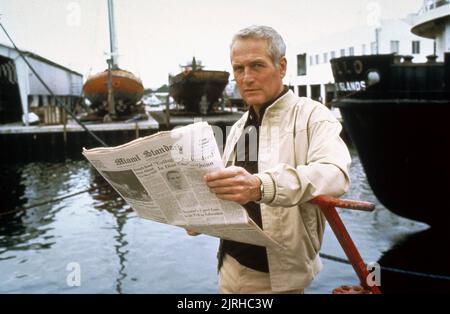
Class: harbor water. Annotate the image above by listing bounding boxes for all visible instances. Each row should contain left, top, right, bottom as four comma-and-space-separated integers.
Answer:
0, 149, 440, 293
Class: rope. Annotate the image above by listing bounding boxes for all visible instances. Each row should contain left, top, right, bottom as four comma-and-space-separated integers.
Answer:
0, 184, 109, 217
0, 22, 108, 148
319, 252, 450, 281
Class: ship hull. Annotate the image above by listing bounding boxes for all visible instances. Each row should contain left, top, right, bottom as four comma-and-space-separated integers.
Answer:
331, 54, 450, 226
169, 70, 229, 114
83, 69, 144, 116
338, 98, 450, 225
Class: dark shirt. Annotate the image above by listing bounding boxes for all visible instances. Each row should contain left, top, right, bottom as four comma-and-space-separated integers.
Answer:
221, 86, 289, 273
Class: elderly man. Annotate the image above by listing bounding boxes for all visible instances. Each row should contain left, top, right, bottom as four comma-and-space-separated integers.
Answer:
194, 25, 351, 294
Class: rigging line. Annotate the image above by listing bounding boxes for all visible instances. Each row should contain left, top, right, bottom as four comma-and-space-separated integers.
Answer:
319, 252, 450, 281
0, 22, 108, 148
0, 184, 110, 217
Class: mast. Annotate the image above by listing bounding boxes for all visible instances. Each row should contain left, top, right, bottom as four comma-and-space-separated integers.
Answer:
107, 0, 117, 116
107, 0, 119, 69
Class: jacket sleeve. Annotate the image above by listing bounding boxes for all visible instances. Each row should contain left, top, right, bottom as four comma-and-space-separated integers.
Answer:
256, 110, 351, 207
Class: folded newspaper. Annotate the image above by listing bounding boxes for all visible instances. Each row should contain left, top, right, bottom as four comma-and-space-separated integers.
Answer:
82, 122, 281, 248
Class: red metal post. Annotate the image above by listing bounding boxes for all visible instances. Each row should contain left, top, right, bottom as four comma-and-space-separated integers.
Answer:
310, 195, 382, 294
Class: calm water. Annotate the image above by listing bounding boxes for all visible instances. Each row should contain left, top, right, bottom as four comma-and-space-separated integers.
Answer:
0, 150, 435, 293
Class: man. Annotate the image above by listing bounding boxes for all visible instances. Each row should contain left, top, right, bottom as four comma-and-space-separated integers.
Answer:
166, 170, 185, 191
191, 25, 351, 293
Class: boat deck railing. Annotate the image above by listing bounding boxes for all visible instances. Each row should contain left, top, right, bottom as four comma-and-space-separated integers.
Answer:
419, 0, 449, 13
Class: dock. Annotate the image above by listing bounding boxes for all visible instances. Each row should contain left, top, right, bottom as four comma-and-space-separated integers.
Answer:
0, 117, 158, 163
0, 111, 243, 163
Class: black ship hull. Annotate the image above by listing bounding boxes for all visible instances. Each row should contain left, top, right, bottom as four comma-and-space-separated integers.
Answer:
331, 54, 450, 226
169, 70, 229, 114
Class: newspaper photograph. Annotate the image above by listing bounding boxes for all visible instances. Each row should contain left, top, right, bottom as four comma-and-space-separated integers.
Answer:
82, 122, 280, 248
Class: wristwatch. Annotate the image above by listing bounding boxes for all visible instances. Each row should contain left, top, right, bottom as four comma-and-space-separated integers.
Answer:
256, 177, 264, 204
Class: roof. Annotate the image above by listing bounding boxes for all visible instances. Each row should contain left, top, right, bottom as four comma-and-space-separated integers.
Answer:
0, 42, 83, 77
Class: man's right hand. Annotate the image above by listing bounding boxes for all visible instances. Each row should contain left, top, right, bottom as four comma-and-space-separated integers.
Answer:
186, 229, 201, 236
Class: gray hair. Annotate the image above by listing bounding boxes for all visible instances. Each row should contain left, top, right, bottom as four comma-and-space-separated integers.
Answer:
230, 25, 286, 66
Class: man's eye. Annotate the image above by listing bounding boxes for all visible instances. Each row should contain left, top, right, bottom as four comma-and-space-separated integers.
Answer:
233, 67, 243, 72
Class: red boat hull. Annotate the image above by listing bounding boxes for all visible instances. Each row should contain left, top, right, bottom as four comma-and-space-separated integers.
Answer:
83, 69, 144, 115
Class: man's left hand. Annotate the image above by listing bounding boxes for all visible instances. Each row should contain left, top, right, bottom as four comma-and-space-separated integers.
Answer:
204, 166, 261, 205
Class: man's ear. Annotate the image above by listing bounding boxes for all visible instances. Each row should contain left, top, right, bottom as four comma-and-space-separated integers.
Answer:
279, 57, 287, 78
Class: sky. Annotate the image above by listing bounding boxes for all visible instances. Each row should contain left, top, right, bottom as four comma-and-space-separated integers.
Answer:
0, 0, 424, 89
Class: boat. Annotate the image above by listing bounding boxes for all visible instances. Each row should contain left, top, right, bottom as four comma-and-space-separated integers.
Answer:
82, 0, 144, 120
168, 57, 230, 114
330, 0, 450, 226
83, 69, 144, 118
0, 1, 155, 164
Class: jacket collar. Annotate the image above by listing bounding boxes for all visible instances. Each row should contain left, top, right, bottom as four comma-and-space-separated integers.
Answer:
263, 89, 297, 115
248, 86, 290, 126
223, 89, 298, 165
235, 88, 296, 129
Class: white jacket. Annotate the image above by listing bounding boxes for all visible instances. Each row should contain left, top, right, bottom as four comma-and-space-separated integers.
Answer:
221, 90, 351, 291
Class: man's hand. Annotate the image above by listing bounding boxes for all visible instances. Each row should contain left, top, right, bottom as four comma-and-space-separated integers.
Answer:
204, 166, 261, 205
186, 229, 201, 236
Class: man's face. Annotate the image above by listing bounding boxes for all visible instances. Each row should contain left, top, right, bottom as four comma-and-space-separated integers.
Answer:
167, 172, 183, 189
231, 38, 286, 108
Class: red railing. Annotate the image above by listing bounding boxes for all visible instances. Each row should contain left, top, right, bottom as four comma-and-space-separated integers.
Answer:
310, 195, 382, 294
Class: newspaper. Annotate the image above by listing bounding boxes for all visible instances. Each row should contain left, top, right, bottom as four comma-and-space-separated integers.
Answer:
82, 122, 280, 248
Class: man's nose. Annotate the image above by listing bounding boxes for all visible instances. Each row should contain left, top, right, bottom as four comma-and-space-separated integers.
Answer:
242, 67, 255, 85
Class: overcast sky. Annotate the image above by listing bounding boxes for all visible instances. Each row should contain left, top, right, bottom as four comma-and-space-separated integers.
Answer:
0, 0, 423, 88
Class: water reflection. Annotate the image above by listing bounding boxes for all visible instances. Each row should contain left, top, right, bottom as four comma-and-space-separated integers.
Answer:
0, 151, 448, 293
89, 168, 132, 293
0, 162, 73, 256
0, 164, 27, 212
378, 228, 450, 293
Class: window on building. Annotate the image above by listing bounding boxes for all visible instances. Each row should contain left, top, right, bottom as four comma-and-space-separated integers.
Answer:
390, 40, 400, 54
296, 53, 307, 76
323, 52, 328, 63
310, 84, 322, 102
349, 47, 355, 56
309, 55, 314, 66
370, 41, 377, 54
315, 54, 319, 65
325, 83, 335, 107
340, 49, 346, 57
298, 85, 307, 97
330, 51, 336, 59
412, 41, 421, 54
362, 44, 366, 55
